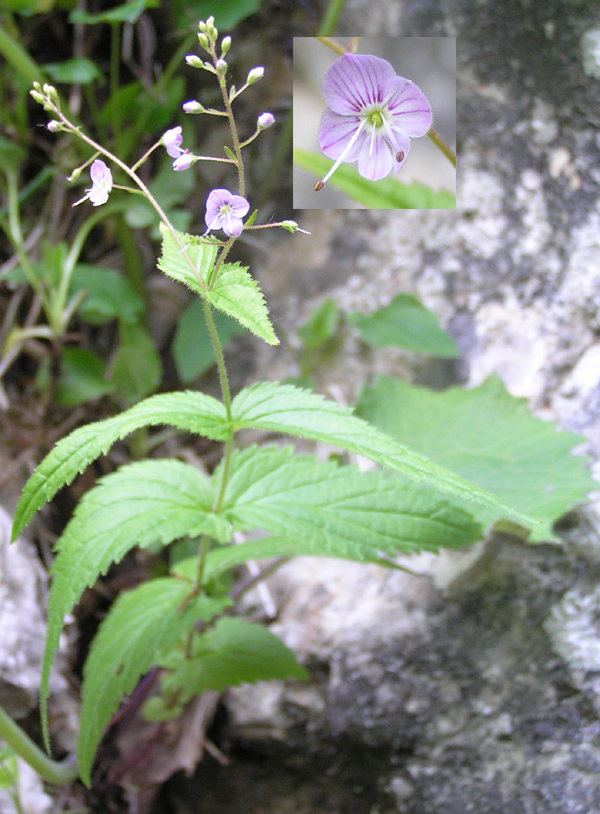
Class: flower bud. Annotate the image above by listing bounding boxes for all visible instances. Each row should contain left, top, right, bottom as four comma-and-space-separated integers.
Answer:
197, 32, 209, 51
47, 120, 64, 132
30, 89, 45, 104
198, 20, 207, 31
280, 220, 311, 235
246, 67, 264, 85
67, 166, 82, 182
216, 59, 227, 76
185, 54, 203, 68
173, 152, 196, 171
221, 36, 232, 57
183, 100, 205, 114
257, 112, 275, 130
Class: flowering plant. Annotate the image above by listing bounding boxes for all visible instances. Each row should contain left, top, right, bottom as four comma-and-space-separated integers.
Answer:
6, 18, 529, 792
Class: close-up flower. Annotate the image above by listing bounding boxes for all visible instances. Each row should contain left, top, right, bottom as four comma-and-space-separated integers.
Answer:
204, 188, 249, 237
161, 126, 183, 158
72, 159, 113, 207
317, 53, 432, 184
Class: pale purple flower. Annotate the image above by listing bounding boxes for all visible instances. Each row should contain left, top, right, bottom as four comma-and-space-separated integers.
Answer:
161, 126, 183, 158
317, 53, 432, 186
173, 152, 195, 171
204, 189, 249, 237
257, 112, 275, 130
72, 159, 112, 207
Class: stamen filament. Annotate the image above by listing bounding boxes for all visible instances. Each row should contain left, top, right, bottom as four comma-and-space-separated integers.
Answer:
315, 117, 368, 190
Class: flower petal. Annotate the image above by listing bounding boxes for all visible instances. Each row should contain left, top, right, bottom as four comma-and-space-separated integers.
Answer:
322, 53, 397, 116
228, 195, 250, 217
318, 109, 365, 162
357, 134, 395, 181
225, 216, 243, 237
89, 159, 111, 187
385, 77, 432, 137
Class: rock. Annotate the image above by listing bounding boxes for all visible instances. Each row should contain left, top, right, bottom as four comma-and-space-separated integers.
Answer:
178, 0, 600, 812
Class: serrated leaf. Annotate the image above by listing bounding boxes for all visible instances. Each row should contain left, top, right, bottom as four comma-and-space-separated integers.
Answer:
214, 446, 481, 560
206, 261, 278, 345
78, 579, 229, 786
348, 294, 459, 357
157, 224, 217, 295
158, 225, 277, 344
40, 460, 228, 753
356, 375, 596, 541
161, 618, 307, 701
229, 382, 536, 525
11, 391, 228, 542
293, 148, 456, 209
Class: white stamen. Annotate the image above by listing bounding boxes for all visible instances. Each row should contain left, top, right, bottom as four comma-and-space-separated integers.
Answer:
368, 122, 376, 157
318, 118, 368, 187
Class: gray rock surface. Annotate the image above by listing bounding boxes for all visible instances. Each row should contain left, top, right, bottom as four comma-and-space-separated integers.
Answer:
185, 0, 600, 812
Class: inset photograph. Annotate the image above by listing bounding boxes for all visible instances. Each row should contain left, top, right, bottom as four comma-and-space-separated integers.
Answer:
293, 37, 456, 209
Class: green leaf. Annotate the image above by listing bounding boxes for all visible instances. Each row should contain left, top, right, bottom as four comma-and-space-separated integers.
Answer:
40, 459, 229, 753
206, 261, 278, 345
348, 294, 459, 357
356, 375, 596, 541
157, 224, 217, 296
158, 225, 277, 345
161, 617, 307, 702
214, 446, 481, 561
43, 58, 102, 84
293, 148, 456, 210
112, 321, 162, 405
70, 264, 144, 325
298, 298, 340, 349
230, 382, 536, 526
11, 390, 228, 542
174, 0, 263, 29
173, 297, 246, 382
78, 578, 228, 786
55, 348, 114, 407
70, 0, 159, 24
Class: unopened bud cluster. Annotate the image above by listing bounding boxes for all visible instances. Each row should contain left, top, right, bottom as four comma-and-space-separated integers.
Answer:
30, 81, 60, 114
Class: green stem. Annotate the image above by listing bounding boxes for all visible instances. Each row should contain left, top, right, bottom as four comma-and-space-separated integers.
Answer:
0, 706, 78, 785
315, 36, 346, 56
317, 0, 349, 36
427, 128, 456, 167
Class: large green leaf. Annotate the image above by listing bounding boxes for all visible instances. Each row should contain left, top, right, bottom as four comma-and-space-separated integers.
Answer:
294, 148, 456, 209
215, 446, 481, 560
11, 391, 228, 542
160, 617, 307, 702
229, 382, 536, 525
356, 375, 596, 541
40, 460, 228, 755
158, 225, 277, 345
348, 294, 459, 357
43, 58, 102, 85
78, 579, 229, 786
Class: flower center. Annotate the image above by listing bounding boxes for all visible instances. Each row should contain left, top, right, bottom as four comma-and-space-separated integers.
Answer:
220, 204, 231, 216
368, 110, 384, 129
